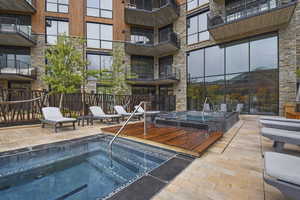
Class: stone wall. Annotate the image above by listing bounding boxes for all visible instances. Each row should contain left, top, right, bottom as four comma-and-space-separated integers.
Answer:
31, 34, 47, 90
278, 4, 300, 115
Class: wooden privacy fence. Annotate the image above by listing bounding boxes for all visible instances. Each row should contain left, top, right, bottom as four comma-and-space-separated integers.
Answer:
0, 89, 176, 127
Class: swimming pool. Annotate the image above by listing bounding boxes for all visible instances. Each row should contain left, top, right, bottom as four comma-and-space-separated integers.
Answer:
0, 135, 176, 200
155, 111, 239, 132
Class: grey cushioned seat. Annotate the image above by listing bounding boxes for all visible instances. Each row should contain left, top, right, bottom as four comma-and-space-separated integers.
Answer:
264, 152, 300, 200
260, 116, 300, 123
260, 120, 300, 131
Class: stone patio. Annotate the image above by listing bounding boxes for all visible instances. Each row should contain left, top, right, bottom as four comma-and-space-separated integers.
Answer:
0, 116, 298, 199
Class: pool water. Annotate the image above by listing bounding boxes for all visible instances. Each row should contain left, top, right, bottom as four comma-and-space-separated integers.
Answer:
0, 135, 175, 200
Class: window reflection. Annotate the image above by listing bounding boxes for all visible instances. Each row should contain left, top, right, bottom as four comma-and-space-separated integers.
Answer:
86, 22, 113, 49
187, 34, 278, 115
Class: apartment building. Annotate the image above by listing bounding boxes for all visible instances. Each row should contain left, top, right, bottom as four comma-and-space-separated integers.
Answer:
0, 0, 299, 115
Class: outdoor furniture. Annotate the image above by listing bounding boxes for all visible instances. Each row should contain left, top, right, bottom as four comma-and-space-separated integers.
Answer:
77, 115, 94, 127
203, 103, 210, 112
260, 120, 300, 131
220, 104, 227, 112
264, 152, 300, 200
261, 127, 300, 152
114, 105, 143, 120
41, 107, 76, 133
236, 104, 244, 113
260, 116, 300, 123
134, 106, 160, 115
89, 106, 121, 123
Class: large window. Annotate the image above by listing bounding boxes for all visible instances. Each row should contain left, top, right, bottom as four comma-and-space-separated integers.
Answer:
86, 22, 113, 49
87, 53, 112, 80
46, 19, 69, 45
131, 55, 154, 80
87, 0, 113, 18
187, 0, 209, 11
187, 11, 209, 45
46, 0, 69, 13
187, 34, 278, 115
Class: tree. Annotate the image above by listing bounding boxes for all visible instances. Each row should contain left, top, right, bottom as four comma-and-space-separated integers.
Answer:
43, 34, 99, 109
97, 44, 132, 95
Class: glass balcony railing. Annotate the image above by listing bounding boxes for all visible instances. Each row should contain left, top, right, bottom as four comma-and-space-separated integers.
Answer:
129, 32, 180, 48
208, 0, 297, 28
126, 67, 180, 82
0, 17, 34, 42
0, 59, 36, 79
125, 0, 179, 13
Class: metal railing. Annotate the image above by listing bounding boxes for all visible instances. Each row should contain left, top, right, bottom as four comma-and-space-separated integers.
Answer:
125, 0, 179, 14
128, 32, 180, 48
0, 59, 36, 79
26, 0, 36, 7
0, 17, 34, 42
207, 0, 297, 28
108, 101, 148, 164
126, 67, 181, 81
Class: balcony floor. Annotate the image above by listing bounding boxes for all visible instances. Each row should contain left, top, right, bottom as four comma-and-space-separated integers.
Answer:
0, 32, 36, 47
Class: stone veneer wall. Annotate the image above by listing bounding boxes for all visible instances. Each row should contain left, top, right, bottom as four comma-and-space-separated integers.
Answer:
278, 3, 300, 115
31, 34, 47, 90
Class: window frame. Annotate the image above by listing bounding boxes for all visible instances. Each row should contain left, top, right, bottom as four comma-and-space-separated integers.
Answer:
45, 18, 69, 45
46, 0, 69, 13
86, 52, 113, 81
86, 22, 113, 49
187, 9, 210, 45
86, 0, 113, 19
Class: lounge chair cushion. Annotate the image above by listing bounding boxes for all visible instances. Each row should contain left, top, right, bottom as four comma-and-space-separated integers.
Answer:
90, 106, 121, 118
42, 107, 76, 122
115, 105, 143, 116
260, 120, 300, 131
261, 128, 300, 144
265, 152, 300, 186
134, 106, 160, 114
260, 116, 300, 123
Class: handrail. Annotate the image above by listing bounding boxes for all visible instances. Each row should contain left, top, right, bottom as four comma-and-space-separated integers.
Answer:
108, 101, 147, 163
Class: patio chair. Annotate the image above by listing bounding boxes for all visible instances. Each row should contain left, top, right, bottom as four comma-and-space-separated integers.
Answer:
260, 120, 300, 131
236, 104, 244, 113
114, 105, 143, 120
203, 103, 211, 112
260, 116, 300, 123
261, 127, 300, 152
89, 106, 121, 123
264, 152, 300, 200
220, 104, 227, 112
134, 105, 160, 115
41, 107, 77, 133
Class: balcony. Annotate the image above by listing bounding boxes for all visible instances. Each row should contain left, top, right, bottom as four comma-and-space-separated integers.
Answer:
0, 0, 36, 13
124, 0, 180, 27
207, 0, 297, 42
126, 68, 180, 85
125, 32, 180, 56
0, 59, 37, 80
0, 17, 36, 47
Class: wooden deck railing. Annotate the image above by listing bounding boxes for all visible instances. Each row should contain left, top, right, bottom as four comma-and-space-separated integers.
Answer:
0, 89, 176, 127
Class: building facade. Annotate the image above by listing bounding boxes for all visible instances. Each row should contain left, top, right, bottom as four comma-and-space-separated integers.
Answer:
0, 0, 298, 115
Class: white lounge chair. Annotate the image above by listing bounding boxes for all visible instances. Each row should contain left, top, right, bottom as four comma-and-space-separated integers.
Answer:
261, 127, 300, 152
264, 152, 300, 200
236, 104, 243, 112
260, 120, 300, 131
134, 106, 160, 115
89, 106, 121, 123
41, 107, 76, 132
260, 116, 300, 123
114, 105, 143, 120
220, 104, 227, 112
203, 103, 210, 112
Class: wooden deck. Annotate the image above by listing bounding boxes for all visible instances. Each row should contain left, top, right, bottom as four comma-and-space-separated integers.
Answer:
102, 122, 222, 156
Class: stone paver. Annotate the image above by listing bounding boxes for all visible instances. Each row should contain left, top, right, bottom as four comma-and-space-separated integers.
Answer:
152, 116, 300, 200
